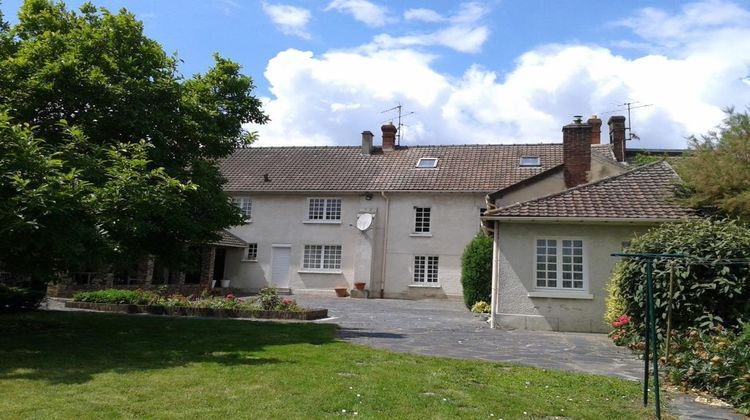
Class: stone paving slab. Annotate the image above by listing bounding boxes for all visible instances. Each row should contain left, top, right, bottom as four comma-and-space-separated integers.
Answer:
294, 296, 745, 420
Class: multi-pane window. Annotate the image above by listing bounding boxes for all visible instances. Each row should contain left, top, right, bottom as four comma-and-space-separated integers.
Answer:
303, 245, 342, 270
232, 197, 252, 220
414, 256, 439, 283
307, 198, 342, 221
246, 243, 258, 261
414, 207, 431, 233
535, 239, 585, 290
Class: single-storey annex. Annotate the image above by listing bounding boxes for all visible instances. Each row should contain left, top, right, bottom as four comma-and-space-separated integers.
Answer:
482, 117, 695, 332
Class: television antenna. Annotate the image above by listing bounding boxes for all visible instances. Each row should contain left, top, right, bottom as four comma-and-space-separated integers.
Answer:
600, 101, 653, 141
381, 103, 415, 145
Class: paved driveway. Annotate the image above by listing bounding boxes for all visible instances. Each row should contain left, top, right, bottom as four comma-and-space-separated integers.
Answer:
294, 296, 743, 420
296, 296, 641, 380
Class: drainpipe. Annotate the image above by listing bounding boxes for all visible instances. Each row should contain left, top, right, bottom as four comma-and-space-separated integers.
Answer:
379, 191, 390, 298
490, 220, 499, 329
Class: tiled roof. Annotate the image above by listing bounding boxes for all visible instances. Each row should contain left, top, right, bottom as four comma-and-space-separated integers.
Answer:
485, 161, 695, 220
212, 230, 247, 248
221, 144, 614, 193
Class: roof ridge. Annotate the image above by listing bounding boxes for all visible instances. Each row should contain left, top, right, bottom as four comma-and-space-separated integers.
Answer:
489, 160, 673, 214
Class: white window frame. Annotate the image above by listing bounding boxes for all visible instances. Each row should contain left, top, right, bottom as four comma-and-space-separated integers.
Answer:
244, 243, 258, 262
412, 206, 431, 235
416, 157, 439, 169
232, 196, 252, 222
301, 245, 342, 272
412, 255, 439, 284
305, 197, 342, 223
532, 237, 588, 293
519, 156, 541, 167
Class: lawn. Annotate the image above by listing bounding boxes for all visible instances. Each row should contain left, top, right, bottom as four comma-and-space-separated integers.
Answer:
0, 311, 654, 419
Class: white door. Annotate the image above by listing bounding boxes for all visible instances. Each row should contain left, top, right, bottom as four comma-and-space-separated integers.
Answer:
270, 245, 291, 288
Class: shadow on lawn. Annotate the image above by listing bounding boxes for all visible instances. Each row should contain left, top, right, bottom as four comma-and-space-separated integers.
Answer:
0, 311, 337, 385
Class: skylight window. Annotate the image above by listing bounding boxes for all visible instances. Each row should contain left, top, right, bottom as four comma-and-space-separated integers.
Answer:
416, 158, 438, 168
519, 156, 541, 167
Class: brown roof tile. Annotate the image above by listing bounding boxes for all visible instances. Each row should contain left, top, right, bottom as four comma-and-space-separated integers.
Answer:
485, 161, 694, 220
221, 144, 614, 193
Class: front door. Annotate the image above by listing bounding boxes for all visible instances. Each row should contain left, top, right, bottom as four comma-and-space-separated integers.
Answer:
213, 248, 226, 282
270, 245, 291, 288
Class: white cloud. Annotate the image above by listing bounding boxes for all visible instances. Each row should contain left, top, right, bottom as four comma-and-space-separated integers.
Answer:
404, 8, 444, 23
370, 2, 490, 53
325, 0, 394, 27
250, 1, 750, 150
262, 3, 312, 39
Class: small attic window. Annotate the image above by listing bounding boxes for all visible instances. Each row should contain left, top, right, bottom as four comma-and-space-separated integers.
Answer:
416, 158, 438, 168
519, 156, 541, 167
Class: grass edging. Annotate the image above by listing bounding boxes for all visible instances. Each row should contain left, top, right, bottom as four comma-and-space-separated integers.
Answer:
65, 301, 328, 320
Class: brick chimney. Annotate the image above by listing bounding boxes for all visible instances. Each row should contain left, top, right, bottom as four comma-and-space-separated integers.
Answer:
608, 116, 626, 162
381, 122, 397, 151
361, 130, 373, 155
587, 115, 602, 145
563, 115, 591, 188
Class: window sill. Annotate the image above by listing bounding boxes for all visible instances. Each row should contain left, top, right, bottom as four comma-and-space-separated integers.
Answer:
408, 283, 441, 288
303, 220, 342, 225
241, 259, 258, 263
298, 270, 343, 275
527, 291, 593, 300
409, 232, 433, 237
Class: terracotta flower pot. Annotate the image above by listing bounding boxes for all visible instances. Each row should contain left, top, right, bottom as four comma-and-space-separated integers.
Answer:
334, 287, 349, 297
354, 282, 366, 290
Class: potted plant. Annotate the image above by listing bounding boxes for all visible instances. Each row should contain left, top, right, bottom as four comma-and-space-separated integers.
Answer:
354, 282, 366, 290
334, 287, 348, 297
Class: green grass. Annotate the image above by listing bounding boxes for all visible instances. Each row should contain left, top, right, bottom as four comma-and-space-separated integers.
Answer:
0, 311, 653, 419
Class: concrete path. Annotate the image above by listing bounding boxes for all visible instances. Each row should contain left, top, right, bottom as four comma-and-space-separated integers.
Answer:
294, 296, 745, 420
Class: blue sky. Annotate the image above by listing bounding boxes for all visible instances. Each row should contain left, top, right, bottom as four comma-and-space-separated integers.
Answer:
3, 0, 750, 148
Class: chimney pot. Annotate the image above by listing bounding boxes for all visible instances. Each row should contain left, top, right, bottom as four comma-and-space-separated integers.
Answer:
573, 115, 583, 124
361, 130, 373, 155
562, 118, 591, 188
381, 122, 397, 151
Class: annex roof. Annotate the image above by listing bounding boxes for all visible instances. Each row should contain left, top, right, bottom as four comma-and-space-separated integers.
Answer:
221, 144, 614, 193
484, 161, 695, 221
212, 230, 247, 248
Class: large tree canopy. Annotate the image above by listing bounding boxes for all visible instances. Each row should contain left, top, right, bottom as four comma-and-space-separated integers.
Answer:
676, 108, 750, 220
0, 0, 268, 280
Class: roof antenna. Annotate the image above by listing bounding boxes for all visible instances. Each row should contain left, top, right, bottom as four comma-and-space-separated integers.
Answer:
381, 103, 415, 146
599, 100, 653, 141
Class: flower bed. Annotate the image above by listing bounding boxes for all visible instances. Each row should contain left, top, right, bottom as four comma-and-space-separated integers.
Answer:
68, 288, 328, 321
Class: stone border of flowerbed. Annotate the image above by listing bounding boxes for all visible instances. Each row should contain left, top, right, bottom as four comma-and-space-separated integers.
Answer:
65, 301, 328, 321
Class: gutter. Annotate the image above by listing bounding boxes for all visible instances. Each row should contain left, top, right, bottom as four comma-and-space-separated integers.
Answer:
379, 191, 390, 299
480, 216, 690, 224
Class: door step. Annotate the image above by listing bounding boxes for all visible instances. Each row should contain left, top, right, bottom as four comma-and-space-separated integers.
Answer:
275, 288, 292, 295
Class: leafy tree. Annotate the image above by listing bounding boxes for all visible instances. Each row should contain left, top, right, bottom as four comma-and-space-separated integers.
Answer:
0, 0, 268, 281
460, 232, 493, 309
676, 108, 750, 220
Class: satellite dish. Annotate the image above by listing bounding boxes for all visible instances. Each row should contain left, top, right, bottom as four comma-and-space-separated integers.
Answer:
356, 213, 373, 231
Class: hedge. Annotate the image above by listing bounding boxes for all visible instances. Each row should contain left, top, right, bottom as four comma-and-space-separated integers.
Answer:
460, 232, 493, 309
0, 285, 46, 312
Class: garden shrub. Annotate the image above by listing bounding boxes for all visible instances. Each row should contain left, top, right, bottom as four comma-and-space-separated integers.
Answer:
73, 289, 158, 305
257, 287, 281, 311
607, 218, 750, 344
666, 324, 750, 414
461, 232, 493, 309
0, 285, 45, 312
470, 301, 491, 314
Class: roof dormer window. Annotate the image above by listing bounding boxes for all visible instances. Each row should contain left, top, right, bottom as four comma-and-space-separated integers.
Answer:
416, 158, 438, 168
519, 156, 541, 167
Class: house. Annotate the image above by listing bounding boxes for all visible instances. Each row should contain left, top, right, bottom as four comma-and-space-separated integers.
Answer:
481, 117, 695, 332
216, 118, 624, 300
